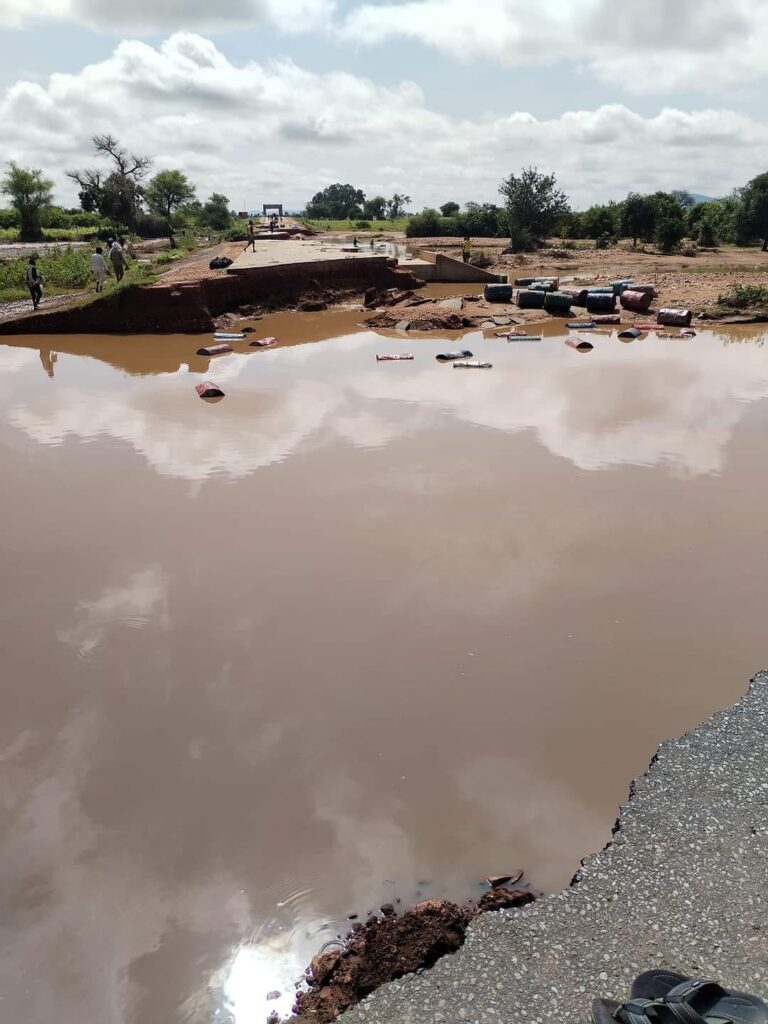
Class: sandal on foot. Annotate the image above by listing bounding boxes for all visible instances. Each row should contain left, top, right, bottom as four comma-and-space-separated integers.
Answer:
632, 976, 768, 1024
593, 997, 662, 1024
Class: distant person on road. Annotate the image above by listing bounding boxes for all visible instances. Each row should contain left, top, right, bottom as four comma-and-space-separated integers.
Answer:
269, 215, 276, 234
109, 239, 126, 283
118, 237, 131, 267
462, 236, 472, 264
244, 220, 256, 252
27, 256, 43, 310
352, 236, 359, 249
91, 246, 108, 293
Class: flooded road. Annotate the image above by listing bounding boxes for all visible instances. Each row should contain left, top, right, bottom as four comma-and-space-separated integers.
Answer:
1, 314, 768, 1024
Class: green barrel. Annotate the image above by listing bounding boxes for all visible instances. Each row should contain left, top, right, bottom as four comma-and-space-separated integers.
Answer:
543, 291, 572, 316
517, 289, 546, 309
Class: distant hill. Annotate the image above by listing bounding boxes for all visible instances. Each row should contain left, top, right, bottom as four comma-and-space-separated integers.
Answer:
689, 193, 717, 204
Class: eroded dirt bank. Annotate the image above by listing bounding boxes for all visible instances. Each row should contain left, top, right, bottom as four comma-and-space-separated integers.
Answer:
293, 886, 535, 1023
0, 258, 422, 335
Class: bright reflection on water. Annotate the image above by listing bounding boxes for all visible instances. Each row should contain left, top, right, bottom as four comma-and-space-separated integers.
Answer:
2, 316, 768, 1024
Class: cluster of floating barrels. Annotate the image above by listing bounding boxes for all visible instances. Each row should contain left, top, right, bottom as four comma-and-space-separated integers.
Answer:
486, 279, 691, 327
194, 332, 280, 399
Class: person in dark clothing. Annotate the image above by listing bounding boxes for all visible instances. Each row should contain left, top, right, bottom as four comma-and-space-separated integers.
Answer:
27, 256, 43, 309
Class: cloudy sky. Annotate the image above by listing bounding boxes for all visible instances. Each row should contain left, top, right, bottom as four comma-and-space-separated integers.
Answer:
2, 0, 768, 212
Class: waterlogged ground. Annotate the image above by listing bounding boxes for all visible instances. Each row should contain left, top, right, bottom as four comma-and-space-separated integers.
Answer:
2, 313, 768, 1024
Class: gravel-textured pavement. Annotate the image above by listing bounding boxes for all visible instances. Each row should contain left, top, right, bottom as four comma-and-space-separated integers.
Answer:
342, 671, 768, 1024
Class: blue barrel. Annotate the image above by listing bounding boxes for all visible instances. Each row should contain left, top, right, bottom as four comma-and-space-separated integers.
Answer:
543, 291, 572, 316
611, 279, 633, 296
484, 283, 513, 302
517, 289, 546, 309
586, 291, 617, 313
514, 277, 536, 286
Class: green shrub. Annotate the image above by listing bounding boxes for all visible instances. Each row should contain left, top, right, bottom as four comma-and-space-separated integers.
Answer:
469, 251, 493, 269
717, 284, 768, 308
698, 221, 716, 247
355, 220, 371, 230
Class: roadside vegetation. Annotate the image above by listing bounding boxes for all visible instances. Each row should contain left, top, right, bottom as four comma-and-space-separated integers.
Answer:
4, 137, 768, 286
717, 284, 768, 309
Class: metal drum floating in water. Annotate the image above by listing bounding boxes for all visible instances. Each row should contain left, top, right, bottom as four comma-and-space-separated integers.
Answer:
618, 327, 642, 340
376, 353, 414, 361
657, 308, 693, 327
196, 382, 225, 398
249, 336, 279, 348
436, 349, 473, 362
196, 343, 233, 356
620, 289, 653, 312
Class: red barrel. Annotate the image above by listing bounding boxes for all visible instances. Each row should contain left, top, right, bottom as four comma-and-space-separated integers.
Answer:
620, 289, 653, 312
196, 344, 232, 356
196, 382, 225, 398
560, 286, 589, 306
657, 308, 693, 327
249, 336, 279, 348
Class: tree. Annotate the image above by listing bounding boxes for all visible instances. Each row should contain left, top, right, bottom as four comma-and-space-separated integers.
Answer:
144, 170, 196, 246
200, 192, 231, 231
1, 162, 54, 241
650, 192, 685, 253
739, 173, 768, 250
387, 193, 411, 219
620, 192, 656, 247
306, 183, 365, 220
440, 201, 460, 217
362, 195, 387, 220
582, 202, 619, 241
67, 134, 150, 231
498, 166, 569, 251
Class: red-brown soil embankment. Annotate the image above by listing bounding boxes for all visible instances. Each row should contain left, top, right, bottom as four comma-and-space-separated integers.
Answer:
0, 259, 423, 335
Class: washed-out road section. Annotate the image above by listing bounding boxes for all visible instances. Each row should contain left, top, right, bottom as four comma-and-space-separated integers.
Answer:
340, 671, 768, 1024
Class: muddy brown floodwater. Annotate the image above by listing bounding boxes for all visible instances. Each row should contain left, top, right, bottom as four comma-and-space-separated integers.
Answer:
1, 311, 768, 1024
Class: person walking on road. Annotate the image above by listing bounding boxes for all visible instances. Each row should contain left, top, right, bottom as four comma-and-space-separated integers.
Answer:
462, 236, 472, 264
27, 256, 44, 310
91, 246, 108, 293
109, 238, 126, 283
244, 220, 256, 252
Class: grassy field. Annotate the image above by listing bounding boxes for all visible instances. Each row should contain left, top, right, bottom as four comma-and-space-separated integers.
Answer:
301, 217, 409, 233
0, 246, 158, 304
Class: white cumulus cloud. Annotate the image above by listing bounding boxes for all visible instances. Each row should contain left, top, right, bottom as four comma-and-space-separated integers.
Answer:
2, 33, 768, 210
0, 0, 335, 32
340, 0, 768, 94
